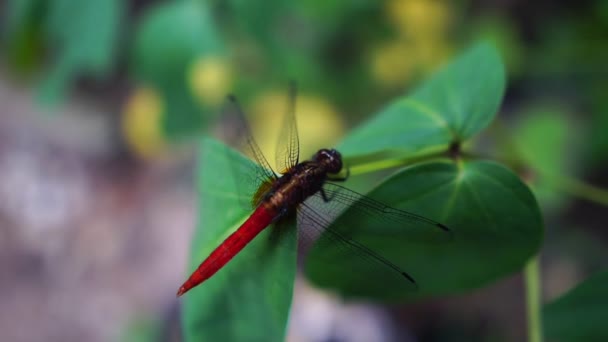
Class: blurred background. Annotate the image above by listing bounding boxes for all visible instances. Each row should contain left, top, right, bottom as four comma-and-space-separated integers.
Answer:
1, 0, 607, 341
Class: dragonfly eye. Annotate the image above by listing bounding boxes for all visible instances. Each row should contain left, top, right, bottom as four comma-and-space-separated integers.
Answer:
314, 148, 343, 174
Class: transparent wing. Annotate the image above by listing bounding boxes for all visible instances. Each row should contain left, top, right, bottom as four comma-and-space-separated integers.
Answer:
297, 201, 419, 292
296, 183, 452, 294
224, 95, 277, 181
275, 81, 300, 173
221, 95, 277, 209
317, 183, 451, 241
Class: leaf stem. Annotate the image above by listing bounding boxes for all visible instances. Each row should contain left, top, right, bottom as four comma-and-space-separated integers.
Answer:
524, 256, 543, 342
347, 146, 450, 176
548, 174, 608, 207
349, 158, 411, 176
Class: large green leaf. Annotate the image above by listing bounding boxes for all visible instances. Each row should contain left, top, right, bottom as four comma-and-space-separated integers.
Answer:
306, 160, 543, 300
181, 138, 296, 342
339, 42, 506, 162
544, 271, 608, 342
38, 0, 124, 104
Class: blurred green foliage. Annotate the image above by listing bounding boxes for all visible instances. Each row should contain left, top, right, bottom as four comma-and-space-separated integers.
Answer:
131, 1, 221, 87
3, 0, 46, 72
512, 107, 581, 212
4, 0, 124, 103
544, 271, 608, 342
131, 1, 223, 139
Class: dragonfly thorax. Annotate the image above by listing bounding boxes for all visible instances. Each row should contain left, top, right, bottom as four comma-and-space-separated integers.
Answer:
312, 148, 343, 174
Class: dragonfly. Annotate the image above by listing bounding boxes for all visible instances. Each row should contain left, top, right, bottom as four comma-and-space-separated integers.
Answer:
177, 83, 451, 297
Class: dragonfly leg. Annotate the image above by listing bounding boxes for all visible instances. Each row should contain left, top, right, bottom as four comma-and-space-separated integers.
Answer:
328, 168, 350, 182
320, 188, 341, 202
320, 188, 330, 202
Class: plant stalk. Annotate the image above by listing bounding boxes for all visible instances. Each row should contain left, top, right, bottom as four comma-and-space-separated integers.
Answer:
524, 256, 543, 342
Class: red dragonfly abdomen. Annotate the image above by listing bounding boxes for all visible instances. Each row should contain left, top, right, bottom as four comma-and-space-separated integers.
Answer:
177, 205, 277, 296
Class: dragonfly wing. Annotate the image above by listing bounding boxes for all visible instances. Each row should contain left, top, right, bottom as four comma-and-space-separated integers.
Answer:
317, 182, 452, 242
297, 183, 452, 296
275, 81, 300, 173
223, 95, 278, 181
297, 200, 419, 294
221, 95, 278, 208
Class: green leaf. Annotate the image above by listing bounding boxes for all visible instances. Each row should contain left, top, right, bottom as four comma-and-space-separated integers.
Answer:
306, 160, 543, 300
228, 0, 290, 46
38, 0, 124, 104
544, 271, 608, 342
182, 138, 296, 342
339, 42, 506, 162
470, 15, 525, 77
131, 1, 221, 87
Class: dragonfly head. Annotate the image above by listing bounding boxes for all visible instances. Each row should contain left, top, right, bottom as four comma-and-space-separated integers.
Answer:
313, 148, 343, 174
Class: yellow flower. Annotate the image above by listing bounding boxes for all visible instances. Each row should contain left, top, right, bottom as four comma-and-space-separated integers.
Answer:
188, 56, 232, 106
371, 41, 414, 86
122, 87, 166, 159
387, 0, 451, 41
